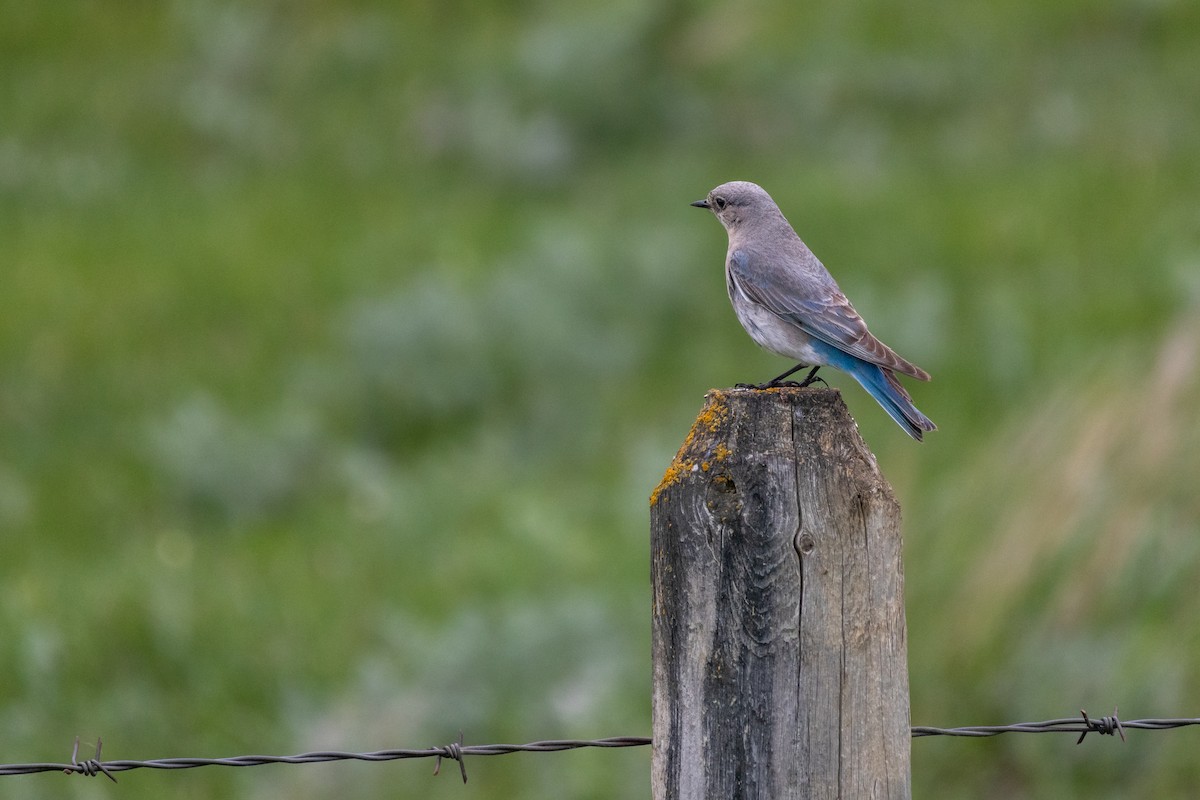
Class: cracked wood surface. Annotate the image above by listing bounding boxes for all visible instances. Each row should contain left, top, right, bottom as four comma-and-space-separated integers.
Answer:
651, 388, 910, 800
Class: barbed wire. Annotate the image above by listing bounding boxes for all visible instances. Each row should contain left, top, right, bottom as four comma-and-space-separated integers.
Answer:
915, 708, 1135, 741
0, 734, 652, 783
4, 710, 1199, 782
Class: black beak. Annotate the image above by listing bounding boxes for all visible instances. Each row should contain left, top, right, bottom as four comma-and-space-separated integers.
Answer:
690, 199, 710, 209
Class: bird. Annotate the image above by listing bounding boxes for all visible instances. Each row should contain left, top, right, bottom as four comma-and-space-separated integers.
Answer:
691, 180, 936, 441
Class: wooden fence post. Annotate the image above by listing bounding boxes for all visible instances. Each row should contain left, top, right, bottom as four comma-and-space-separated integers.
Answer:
650, 387, 911, 799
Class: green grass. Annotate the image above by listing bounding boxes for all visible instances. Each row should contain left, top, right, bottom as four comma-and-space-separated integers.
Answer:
3, 1, 1200, 797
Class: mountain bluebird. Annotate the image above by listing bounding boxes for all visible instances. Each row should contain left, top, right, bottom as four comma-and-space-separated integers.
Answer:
692, 181, 936, 441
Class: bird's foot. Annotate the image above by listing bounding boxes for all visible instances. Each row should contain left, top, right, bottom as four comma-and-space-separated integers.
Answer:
735, 380, 800, 390
737, 366, 825, 390
797, 366, 826, 388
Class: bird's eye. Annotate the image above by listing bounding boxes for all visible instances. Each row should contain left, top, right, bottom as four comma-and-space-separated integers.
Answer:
713, 196, 727, 210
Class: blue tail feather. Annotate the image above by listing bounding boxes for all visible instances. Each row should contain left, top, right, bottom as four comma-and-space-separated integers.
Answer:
850, 362, 936, 441
806, 340, 936, 441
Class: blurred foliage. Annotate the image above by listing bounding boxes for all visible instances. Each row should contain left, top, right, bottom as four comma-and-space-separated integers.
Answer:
2, 0, 1199, 797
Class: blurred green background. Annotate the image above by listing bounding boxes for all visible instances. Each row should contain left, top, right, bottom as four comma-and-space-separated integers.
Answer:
3, 0, 1199, 797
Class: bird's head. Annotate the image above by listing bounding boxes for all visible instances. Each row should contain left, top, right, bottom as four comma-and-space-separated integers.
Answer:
690, 181, 779, 232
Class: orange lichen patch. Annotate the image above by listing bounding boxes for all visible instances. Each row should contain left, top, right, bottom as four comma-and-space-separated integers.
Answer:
651, 462, 689, 507
650, 391, 734, 506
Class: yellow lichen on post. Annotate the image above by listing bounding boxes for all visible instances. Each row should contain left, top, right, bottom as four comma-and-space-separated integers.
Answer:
650, 390, 733, 506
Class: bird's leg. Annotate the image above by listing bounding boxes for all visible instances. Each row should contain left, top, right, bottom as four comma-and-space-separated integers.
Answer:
735, 363, 808, 390
797, 366, 826, 387
736, 363, 828, 391
766, 362, 808, 386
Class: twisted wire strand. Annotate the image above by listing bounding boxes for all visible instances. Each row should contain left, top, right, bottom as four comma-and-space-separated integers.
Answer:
4, 712, 1200, 781
0, 736, 653, 781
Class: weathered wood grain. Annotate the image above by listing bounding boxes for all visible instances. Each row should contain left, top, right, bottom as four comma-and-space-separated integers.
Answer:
650, 387, 910, 799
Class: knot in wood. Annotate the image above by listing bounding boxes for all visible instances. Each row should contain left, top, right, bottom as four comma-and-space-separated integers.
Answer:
711, 474, 736, 493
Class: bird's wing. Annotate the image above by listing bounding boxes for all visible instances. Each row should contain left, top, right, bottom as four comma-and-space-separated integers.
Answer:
729, 248, 930, 381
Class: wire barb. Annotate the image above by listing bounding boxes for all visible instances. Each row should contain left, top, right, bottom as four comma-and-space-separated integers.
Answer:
65, 736, 117, 783
1077, 707, 1125, 745
432, 732, 468, 783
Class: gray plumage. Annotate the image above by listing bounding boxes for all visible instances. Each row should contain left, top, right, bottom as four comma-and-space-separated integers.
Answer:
692, 180, 936, 440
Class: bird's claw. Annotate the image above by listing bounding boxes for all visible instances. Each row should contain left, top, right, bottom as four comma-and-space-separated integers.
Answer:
735, 380, 801, 390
